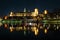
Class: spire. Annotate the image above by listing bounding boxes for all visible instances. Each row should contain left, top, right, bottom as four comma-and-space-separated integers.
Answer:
24, 8, 26, 12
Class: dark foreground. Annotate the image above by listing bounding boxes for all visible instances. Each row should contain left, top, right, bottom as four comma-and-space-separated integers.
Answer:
0, 27, 60, 40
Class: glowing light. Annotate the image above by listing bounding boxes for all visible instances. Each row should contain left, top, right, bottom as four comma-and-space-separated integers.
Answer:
10, 27, 14, 32
29, 23, 32, 25
31, 8, 38, 16
44, 10, 48, 14
4, 16, 8, 19
34, 29, 39, 36
4, 24, 8, 28
24, 14, 26, 16
34, 8, 38, 14
44, 29, 48, 34
24, 8, 26, 12
31, 27, 37, 32
10, 27, 13, 32
34, 27, 36, 30
57, 26, 59, 30
10, 12, 14, 16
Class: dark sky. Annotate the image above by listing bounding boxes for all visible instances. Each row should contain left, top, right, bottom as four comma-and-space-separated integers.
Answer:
0, 0, 60, 16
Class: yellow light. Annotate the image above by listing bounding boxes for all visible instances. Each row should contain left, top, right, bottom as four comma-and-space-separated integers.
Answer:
44, 10, 48, 14
24, 26, 26, 30
0, 22, 2, 26
31, 27, 37, 32
44, 29, 48, 34
36, 29, 38, 32
31, 27, 39, 35
31, 12, 36, 16
10, 27, 13, 32
10, 12, 14, 16
4, 16, 8, 19
34, 27, 36, 30
4, 24, 8, 28
24, 14, 26, 16
10, 27, 14, 32
10, 29, 13, 32
40, 26, 43, 29
31, 8, 38, 16
34, 29, 39, 36
16, 27, 23, 31
34, 8, 38, 13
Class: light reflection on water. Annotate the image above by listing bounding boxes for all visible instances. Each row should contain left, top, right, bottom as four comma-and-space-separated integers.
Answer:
0, 26, 60, 40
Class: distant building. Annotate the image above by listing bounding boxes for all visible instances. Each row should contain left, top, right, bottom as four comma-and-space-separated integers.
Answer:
9, 8, 38, 17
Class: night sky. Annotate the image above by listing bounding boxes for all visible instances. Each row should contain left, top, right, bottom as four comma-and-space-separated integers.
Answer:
0, 0, 60, 16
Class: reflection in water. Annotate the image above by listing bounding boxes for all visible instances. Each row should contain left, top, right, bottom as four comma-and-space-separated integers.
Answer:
0, 17, 60, 36
9, 26, 39, 36
44, 29, 48, 34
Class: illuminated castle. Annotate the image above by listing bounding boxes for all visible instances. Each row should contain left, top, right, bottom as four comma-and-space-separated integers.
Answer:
9, 8, 38, 17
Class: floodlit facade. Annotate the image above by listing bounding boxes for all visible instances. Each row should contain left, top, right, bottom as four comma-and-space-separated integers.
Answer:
9, 8, 39, 17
